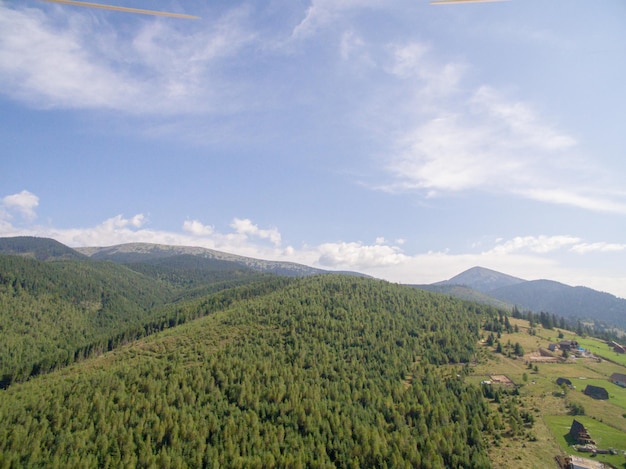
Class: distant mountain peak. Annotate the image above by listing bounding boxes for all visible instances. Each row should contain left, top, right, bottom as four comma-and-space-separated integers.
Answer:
436, 266, 526, 294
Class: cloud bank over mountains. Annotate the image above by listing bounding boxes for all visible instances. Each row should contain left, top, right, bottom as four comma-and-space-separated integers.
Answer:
1, 190, 624, 298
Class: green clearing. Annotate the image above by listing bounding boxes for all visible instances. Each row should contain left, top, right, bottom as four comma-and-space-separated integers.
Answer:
577, 337, 626, 367
545, 415, 626, 468
574, 378, 626, 410
473, 318, 626, 468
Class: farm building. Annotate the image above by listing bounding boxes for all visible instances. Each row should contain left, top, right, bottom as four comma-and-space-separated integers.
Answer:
610, 341, 626, 354
583, 385, 608, 400
610, 372, 626, 388
559, 340, 579, 350
556, 377, 572, 387
548, 343, 559, 352
569, 419, 595, 445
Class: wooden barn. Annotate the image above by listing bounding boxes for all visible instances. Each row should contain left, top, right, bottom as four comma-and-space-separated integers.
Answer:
583, 384, 608, 400
610, 372, 626, 388
569, 419, 595, 445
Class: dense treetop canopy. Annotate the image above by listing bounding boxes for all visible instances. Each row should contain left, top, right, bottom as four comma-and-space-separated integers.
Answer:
0, 267, 499, 468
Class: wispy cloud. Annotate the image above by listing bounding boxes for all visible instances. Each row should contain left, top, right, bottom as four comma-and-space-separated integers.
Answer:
520, 188, 626, 214
571, 242, 626, 254
367, 40, 626, 213
387, 43, 466, 101
291, 0, 383, 39
0, 4, 255, 114
486, 235, 581, 255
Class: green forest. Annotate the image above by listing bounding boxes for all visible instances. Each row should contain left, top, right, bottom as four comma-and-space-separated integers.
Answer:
0, 240, 505, 467
0, 251, 271, 387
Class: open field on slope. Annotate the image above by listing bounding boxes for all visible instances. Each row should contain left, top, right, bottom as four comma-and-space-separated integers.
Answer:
577, 337, 626, 367
546, 415, 626, 468
472, 318, 626, 469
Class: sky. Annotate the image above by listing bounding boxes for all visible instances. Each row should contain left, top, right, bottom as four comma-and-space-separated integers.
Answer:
1, 0, 626, 298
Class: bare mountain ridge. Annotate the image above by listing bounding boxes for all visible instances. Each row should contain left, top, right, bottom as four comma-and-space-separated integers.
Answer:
75, 242, 365, 278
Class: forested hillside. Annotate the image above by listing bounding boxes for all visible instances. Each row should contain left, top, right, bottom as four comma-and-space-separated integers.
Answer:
0, 236, 86, 261
429, 266, 626, 332
0, 275, 499, 468
490, 280, 626, 330
0, 253, 270, 386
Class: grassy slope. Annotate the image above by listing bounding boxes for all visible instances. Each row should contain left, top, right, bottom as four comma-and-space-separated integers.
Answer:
577, 337, 626, 368
473, 318, 626, 469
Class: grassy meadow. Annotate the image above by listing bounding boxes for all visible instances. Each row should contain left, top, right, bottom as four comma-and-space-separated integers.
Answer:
473, 317, 626, 469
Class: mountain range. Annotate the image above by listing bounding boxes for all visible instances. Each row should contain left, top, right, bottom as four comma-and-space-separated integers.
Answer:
1, 236, 625, 330
74, 242, 329, 277
417, 266, 626, 330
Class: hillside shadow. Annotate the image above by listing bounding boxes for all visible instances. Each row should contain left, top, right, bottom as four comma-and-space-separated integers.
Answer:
563, 432, 577, 447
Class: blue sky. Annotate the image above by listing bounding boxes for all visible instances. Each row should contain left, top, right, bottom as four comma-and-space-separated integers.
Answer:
2, 0, 626, 297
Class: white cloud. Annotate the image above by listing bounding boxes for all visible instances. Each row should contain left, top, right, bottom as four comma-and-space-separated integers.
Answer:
388, 43, 429, 78
340, 30, 368, 62
0, 4, 254, 114
520, 188, 626, 214
387, 114, 501, 193
183, 220, 215, 236
230, 218, 282, 246
317, 241, 408, 268
386, 88, 580, 195
99, 214, 147, 230
486, 235, 581, 255
571, 242, 626, 254
291, 0, 384, 39
388, 43, 465, 100
1, 190, 39, 220
471, 86, 576, 151
376, 44, 626, 213
0, 6, 137, 110
130, 214, 146, 228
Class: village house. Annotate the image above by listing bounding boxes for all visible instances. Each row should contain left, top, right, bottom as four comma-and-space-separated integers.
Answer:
583, 384, 609, 400
569, 419, 595, 445
559, 340, 579, 351
548, 343, 559, 352
610, 372, 626, 388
